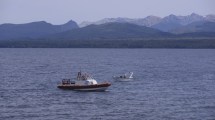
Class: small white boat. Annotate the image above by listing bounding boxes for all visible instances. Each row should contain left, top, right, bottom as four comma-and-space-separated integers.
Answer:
113, 72, 134, 81
58, 71, 111, 91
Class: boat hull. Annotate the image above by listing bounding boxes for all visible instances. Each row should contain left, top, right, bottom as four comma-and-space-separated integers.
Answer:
115, 78, 133, 81
57, 83, 111, 91
113, 76, 133, 81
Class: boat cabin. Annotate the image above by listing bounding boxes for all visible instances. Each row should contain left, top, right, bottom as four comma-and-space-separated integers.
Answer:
61, 79, 75, 85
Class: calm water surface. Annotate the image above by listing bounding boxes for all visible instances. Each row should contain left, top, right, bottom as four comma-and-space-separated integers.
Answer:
0, 48, 215, 120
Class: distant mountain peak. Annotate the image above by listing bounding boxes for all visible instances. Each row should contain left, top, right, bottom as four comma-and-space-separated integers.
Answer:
78, 16, 162, 27
152, 13, 207, 31
205, 14, 215, 22
0, 19, 79, 40
64, 20, 77, 25
30, 21, 51, 25
79, 13, 211, 29
136, 16, 162, 27
190, 13, 200, 16
49, 22, 172, 40
188, 13, 203, 19
206, 14, 215, 17
59, 20, 79, 31
145, 15, 161, 19
169, 14, 177, 17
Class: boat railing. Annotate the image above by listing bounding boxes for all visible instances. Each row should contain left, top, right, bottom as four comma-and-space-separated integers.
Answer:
62, 79, 71, 85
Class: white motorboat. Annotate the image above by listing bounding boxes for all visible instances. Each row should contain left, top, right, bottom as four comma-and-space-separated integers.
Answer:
58, 71, 111, 91
113, 72, 134, 81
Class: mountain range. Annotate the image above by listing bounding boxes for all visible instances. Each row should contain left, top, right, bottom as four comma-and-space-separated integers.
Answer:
79, 13, 215, 31
79, 15, 162, 27
47, 23, 173, 40
0, 20, 78, 40
79, 13, 215, 35
0, 13, 215, 44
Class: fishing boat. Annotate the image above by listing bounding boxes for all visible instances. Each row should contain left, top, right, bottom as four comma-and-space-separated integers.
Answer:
57, 71, 111, 91
113, 72, 134, 81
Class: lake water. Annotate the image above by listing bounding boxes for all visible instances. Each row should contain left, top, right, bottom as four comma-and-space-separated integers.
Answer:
0, 48, 215, 120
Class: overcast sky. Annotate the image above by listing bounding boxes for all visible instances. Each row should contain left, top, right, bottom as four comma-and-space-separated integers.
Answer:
0, 0, 215, 24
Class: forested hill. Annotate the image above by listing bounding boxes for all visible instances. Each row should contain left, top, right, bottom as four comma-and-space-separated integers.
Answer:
47, 23, 173, 40
0, 21, 215, 48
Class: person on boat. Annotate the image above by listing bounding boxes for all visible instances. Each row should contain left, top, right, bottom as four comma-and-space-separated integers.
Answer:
83, 73, 87, 80
77, 71, 82, 80
123, 74, 126, 78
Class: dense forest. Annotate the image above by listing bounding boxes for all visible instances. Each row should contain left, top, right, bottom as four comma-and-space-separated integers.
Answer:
1, 38, 215, 48
1, 20, 215, 48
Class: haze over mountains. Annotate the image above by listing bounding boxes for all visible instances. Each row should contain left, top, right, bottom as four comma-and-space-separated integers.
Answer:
48, 23, 173, 40
0, 13, 215, 41
79, 16, 162, 28
79, 13, 215, 32
0, 13, 215, 48
0, 20, 78, 40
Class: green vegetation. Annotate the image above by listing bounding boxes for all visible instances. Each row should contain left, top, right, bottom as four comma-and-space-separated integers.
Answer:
1, 38, 215, 48
1, 22, 215, 48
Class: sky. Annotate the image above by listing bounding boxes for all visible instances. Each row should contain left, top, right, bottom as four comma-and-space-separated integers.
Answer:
0, 0, 215, 25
